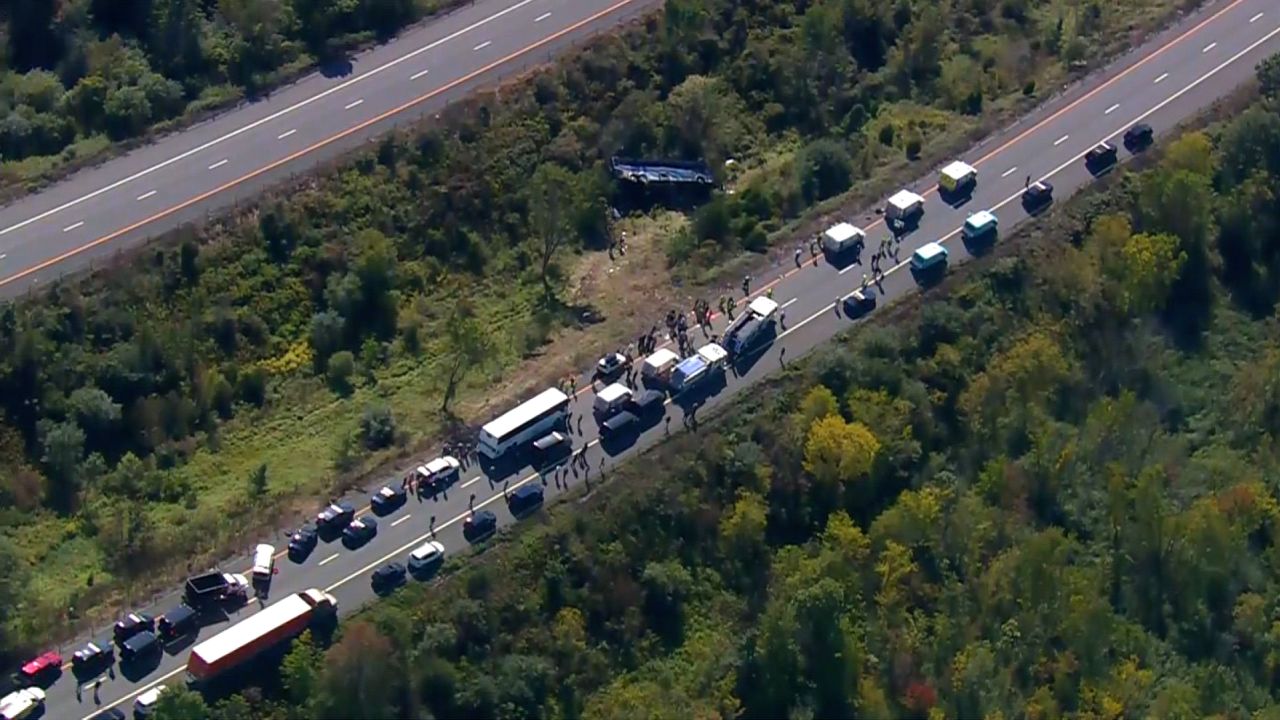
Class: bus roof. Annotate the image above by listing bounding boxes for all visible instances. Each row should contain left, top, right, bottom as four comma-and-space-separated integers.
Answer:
481, 387, 569, 441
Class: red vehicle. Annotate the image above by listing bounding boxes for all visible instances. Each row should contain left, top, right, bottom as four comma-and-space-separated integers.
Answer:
185, 589, 337, 684
18, 651, 61, 685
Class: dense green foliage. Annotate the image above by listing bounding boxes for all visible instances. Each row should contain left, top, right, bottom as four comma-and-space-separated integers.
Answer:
153, 61, 1280, 719
0, 0, 442, 179
0, 0, 1194, 661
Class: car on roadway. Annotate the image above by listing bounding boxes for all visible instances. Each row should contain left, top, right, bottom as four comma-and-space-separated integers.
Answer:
627, 388, 666, 418
600, 410, 640, 439
531, 431, 572, 468
120, 630, 159, 664
134, 685, 167, 717
1085, 141, 1118, 170
316, 502, 356, 532
288, 524, 318, 559
156, 604, 198, 642
371, 562, 408, 593
370, 484, 407, 513
71, 642, 114, 673
252, 543, 276, 583
595, 352, 630, 381
507, 484, 545, 516
415, 456, 462, 494
1123, 122, 1154, 150
0, 687, 45, 720
88, 708, 127, 720
408, 540, 446, 576
17, 651, 61, 686
113, 612, 154, 646
463, 510, 498, 543
1021, 180, 1053, 210
843, 289, 877, 318
342, 516, 378, 547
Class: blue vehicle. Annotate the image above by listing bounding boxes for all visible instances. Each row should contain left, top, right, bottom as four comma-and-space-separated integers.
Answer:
507, 484, 545, 516
669, 343, 728, 394
342, 516, 378, 547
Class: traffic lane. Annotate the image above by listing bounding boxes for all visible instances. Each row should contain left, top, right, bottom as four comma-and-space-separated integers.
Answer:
962, 0, 1271, 179
0, 0, 647, 287
0, 0, 618, 236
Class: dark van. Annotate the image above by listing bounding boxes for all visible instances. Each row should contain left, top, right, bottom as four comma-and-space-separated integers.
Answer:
157, 605, 198, 643
120, 631, 159, 663
507, 484, 545, 516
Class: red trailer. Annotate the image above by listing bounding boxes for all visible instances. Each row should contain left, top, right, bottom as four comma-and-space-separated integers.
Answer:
185, 589, 337, 684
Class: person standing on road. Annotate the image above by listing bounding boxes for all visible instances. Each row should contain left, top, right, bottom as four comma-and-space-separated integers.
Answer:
794, 246, 803, 269
742, 275, 751, 296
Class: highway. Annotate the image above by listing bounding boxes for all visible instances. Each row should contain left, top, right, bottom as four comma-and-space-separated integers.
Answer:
20, 0, 1273, 717
0, 0, 659, 296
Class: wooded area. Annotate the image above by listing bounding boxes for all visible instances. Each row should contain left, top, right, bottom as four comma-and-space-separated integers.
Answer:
0, 0, 441, 183
149, 62, 1280, 719
0, 0, 1198, 662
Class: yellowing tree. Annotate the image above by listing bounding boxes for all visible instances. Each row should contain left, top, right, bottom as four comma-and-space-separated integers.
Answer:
803, 415, 880, 491
1118, 231, 1186, 315
1161, 131, 1215, 177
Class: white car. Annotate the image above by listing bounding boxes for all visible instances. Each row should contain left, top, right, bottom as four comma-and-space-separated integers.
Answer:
252, 544, 275, 582
408, 540, 446, 574
0, 687, 45, 720
134, 685, 167, 717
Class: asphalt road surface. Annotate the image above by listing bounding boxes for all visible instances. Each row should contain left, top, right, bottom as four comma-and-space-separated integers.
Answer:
0, 0, 659, 297
22, 0, 1277, 717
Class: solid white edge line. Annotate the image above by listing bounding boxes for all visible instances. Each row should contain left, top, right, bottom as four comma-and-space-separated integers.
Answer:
77, 18, 1280, 720
2, 0, 547, 238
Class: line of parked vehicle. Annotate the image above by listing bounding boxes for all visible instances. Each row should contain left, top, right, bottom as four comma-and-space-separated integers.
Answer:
1, 125, 1158, 720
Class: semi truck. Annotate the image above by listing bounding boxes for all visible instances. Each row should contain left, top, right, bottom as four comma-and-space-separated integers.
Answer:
186, 589, 338, 685
725, 296, 779, 357
184, 570, 250, 611
669, 343, 728, 394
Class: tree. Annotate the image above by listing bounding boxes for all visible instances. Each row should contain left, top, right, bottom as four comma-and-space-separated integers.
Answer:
309, 310, 347, 373
40, 420, 86, 514
803, 416, 880, 494
151, 686, 210, 720
314, 621, 401, 719
1117, 232, 1186, 315
525, 163, 580, 302
68, 387, 122, 450
440, 302, 493, 413
326, 350, 356, 395
795, 139, 854, 205
247, 463, 268, 496
281, 630, 325, 708
360, 404, 397, 450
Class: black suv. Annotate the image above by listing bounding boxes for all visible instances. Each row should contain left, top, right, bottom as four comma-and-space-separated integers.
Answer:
1123, 123, 1154, 151
1085, 141, 1118, 170
463, 510, 498, 543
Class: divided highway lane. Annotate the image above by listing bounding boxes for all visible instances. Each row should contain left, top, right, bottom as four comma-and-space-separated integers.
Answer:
51, 0, 1280, 717
0, 0, 658, 295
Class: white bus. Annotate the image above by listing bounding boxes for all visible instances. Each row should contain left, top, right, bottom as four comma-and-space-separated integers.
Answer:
478, 387, 571, 459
